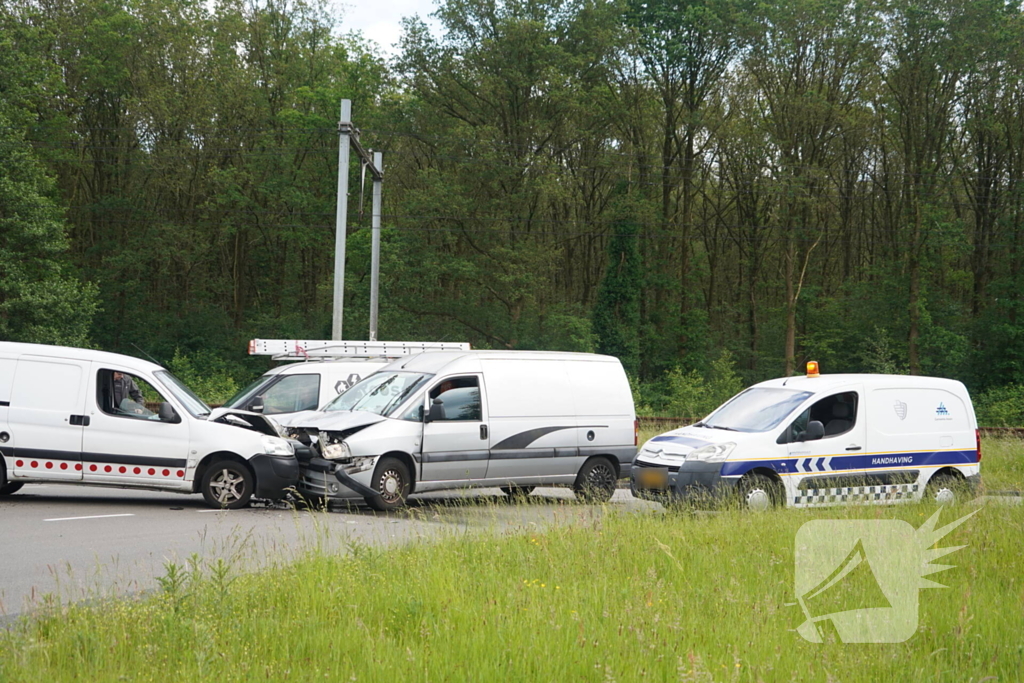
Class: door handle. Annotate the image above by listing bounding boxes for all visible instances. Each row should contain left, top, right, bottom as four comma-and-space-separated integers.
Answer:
846, 445, 861, 451
69, 415, 91, 427
480, 424, 488, 440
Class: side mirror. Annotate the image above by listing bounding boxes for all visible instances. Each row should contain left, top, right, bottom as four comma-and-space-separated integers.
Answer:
801, 420, 825, 442
158, 402, 180, 423
425, 398, 445, 423
249, 398, 265, 413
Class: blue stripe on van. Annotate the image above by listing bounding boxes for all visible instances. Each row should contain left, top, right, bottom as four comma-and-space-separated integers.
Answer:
719, 450, 977, 477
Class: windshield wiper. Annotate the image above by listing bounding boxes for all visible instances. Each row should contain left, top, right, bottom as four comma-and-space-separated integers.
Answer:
692, 421, 707, 428
708, 424, 737, 431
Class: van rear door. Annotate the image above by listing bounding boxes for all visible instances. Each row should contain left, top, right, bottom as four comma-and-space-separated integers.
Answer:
8, 356, 89, 480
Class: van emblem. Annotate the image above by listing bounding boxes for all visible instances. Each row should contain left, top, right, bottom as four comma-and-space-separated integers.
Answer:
893, 400, 907, 420
936, 403, 948, 417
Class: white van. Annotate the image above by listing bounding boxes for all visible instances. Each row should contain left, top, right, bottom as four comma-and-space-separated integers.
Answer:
286, 350, 637, 509
221, 340, 471, 420
631, 364, 981, 509
0, 342, 299, 508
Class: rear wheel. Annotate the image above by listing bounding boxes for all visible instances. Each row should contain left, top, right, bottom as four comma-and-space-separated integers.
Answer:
201, 460, 254, 509
0, 460, 22, 496
500, 485, 535, 500
738, 473, 783, 511
926, 473, 969, 505
572, 458, 617, 503
0, 482, 23, 496
366, 457, 411, 511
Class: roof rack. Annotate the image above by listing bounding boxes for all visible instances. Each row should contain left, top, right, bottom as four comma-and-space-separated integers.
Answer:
247, 339, 470, 362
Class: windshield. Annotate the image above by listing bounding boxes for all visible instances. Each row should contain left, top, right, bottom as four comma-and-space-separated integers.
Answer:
222, 376, 270, 409
702, 387, 814, 433
321, 372, 431, 417
155, 370, 212, 418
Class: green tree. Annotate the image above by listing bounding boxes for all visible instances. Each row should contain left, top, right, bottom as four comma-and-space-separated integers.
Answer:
593, 215, 641, 373
0, 114, 97, 344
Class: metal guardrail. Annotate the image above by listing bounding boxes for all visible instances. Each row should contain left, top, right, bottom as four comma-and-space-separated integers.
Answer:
637, 416, 1024, 438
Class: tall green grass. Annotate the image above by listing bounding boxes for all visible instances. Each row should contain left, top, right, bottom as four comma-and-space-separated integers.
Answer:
1, 439, 1020, 681
1, 498, 1020, 682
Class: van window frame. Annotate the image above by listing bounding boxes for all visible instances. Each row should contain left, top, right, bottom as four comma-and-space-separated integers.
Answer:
777, 391, 859, 444
95, 368, 171, 422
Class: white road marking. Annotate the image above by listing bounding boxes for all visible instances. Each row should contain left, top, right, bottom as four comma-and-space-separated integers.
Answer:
197, 508, 229, 513
44, 513, 135, 522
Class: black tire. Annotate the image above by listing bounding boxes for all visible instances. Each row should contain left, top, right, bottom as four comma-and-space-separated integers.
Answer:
738, 473, 783, 511
0, 460, 21, 496
926, 473, 968, 505
500, 485, 535, 499
365, 456, 412, 511
572, 458, 617, 503
0, 482, 23, 496
200, 460, 254, 509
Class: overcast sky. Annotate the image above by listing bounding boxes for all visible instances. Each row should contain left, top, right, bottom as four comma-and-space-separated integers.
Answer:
338, 0, 441, 55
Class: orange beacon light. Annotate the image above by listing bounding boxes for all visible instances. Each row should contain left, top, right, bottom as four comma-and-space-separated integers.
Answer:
806, 361, 820, 377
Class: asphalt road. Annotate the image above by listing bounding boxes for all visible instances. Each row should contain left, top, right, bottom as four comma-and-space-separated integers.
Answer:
0, 483, 656, 624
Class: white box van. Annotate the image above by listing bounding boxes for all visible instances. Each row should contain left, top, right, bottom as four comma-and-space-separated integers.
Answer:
0, 342, 299, 508
631, 364, 981, 509
220, 340, 471, 420
286, 350, 637, 509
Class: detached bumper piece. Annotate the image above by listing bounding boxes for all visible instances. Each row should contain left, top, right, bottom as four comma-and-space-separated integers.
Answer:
630, 460, 736, 503
298, 457, 379, 500
249, 453, 300, 499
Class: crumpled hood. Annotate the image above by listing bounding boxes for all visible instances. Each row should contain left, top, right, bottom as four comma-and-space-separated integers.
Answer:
640, 425, 755, 457
206, 407, 285, 438
286, 409, 385, 433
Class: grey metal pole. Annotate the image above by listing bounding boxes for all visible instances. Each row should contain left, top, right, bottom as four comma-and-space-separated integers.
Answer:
369, 151, 383, 341
332, 99, 352, 341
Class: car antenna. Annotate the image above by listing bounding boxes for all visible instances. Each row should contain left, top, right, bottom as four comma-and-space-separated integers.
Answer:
131, 343, 162, 366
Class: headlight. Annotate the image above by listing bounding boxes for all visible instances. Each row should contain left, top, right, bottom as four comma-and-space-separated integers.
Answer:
684, 442, 735, 462
261, 435, 295, 456
322, 440, 352, 460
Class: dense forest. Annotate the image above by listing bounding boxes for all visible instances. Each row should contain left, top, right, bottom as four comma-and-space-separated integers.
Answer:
2, 0, 1024, 420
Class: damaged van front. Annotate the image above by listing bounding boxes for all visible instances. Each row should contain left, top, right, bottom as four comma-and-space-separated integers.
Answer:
286, 370, 431, 510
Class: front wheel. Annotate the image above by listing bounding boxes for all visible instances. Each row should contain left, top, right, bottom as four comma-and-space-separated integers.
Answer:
201, 460, 254, 509
366, 457, 411, 511
738, 473, 783, 511
573, 458, 617, 503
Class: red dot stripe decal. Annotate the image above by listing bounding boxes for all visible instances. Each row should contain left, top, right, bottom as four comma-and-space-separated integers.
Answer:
60, 463, 68, 470
15, 460, 23, 467
31, 461, 38, 468
162, 469, 170, 477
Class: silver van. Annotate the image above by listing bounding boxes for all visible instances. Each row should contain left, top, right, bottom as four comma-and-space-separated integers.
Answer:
286, 350, 637, 509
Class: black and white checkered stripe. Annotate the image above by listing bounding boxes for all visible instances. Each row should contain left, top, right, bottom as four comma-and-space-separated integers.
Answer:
793, 483, 920, 505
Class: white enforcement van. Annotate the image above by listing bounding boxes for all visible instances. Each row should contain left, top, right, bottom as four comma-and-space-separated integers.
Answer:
220, 340, 471, 420
286, 350, 638, 510
0, 342, 299, 508
631, 363, 981, 510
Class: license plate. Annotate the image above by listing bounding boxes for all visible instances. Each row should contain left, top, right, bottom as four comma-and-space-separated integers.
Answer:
637, 468, 668, 490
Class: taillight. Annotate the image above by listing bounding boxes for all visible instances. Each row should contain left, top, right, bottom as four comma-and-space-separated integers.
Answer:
634, 419, 639, 446
976, 428, 982, 462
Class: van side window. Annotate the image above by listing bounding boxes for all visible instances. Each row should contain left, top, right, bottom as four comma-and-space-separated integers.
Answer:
429, 377, 482, 422
259, 374, 321, 414
97, 369, 165, 420
781, 391, 858, 442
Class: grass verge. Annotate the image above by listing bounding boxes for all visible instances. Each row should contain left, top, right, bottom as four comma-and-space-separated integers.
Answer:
0, 438, 1020, 681
1, 499, 1020, 681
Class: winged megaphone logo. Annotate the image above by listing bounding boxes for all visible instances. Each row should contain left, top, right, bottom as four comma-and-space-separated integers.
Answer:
793, 509, 977, 643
